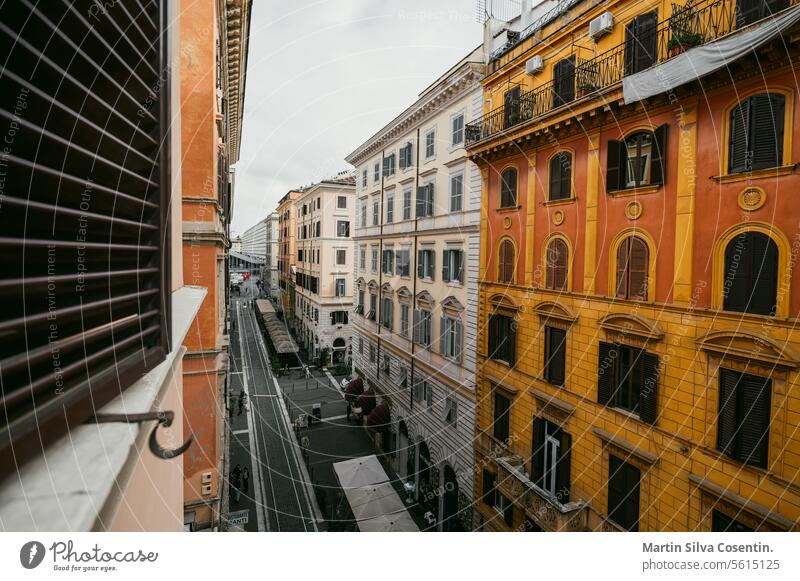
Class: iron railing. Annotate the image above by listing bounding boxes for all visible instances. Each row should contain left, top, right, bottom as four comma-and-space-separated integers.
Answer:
468, 0, 797, 145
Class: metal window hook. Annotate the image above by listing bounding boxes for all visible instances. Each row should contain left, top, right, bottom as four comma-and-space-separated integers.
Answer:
89, 410, 193, 460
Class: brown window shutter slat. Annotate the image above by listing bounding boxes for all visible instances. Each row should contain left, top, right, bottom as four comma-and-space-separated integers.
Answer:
738, 374, 772, 468
717, 368, 740, 456
639, 352, 659, 424
651, 124, 668, 186
597, 341, 616, 405
556, 429, 571, 503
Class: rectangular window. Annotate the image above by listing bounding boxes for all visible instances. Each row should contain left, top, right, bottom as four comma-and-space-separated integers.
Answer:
423, 381, 433, 408
493, 392, 511, 443
374, 161, 380, 182
359, 337, 364, 354
413, 309, 432, 347
336, 249, 346, 265
425, 128, 436, 159
336, 220, 350, 237
362, 169, 367, 187
488, 314, 516, 365
356, 290, 364, 314
381, 297, 393, 330
386, 192, 394, 223
331, 311, 349, 325
334, 278, 346, 297
383, 153, 396, 177
597, 342, 659, 424
395, 249, 411, 277
607, 454, 641, 531
624, 10, 658, 76
371, 248, 378, 272
451, 113, 465, 146
450, 172, 464, 212
382, 249, 394, 275
400, 304, 409, 336
403, 188, 412, 220
531, 418, 571, 501
543, 326, 566, 386
712, 510, 754, 532
359, 247, 366, 270
442, 249, 464, 283
372, 199, 379, 226
417, 249, 435, 279
369, 343, 376, 363
399, 142, 413, 170
337, 195, 347, 209
444, 397, 458, 426
416, 182, 435, 217
360, 202, 367, 228
367, 293, 377, 320
717, 368, 772, 468
439, 317, 463, 361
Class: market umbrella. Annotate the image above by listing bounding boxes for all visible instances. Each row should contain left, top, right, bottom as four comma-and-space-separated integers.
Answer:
366, 401, 390, 433
358, 511, 419, 532
348, 482, 406, 521
333, 455, 388, 489
344, 377, 364, 402
358, 389, 376, 415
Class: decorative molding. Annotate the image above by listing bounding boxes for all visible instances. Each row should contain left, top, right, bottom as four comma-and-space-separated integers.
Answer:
625, 200, 643, 221
593, 428, 658, 464
552, 209, 565, 226
696, 329, 799, 369
599, 313, 664, 341
485, 374, 518, 395
530, 388, 575, 421
738, 186, 767, 211
532, 301, 578, 324
416, 289, 435, 308
689, 474, 794, 530
441, 295, 465, 313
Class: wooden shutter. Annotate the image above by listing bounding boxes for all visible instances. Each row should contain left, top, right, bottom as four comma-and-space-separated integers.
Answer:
454, 320, 463, 362
553, 56, 575, 108
440, 316, 447, 355
608, 455, 641, 531
728, 100, 750, 174
494, 392, 510, 442
0, 2, 170, 470
628, 237, 649, 300
427, 250, 435, 279
739, 374, 772, 468
412, 310, 420, 343
650, 124, 668, 185
546, 239, 568, 290
636, 11, 658, 73
417, 250, 424, 278
605, 140, 624, 191
717, 368, 739, 456
508, 318, 517, 366
442, 251, 450, 282
416, 185, 426, 217
482, 469, 496, 505
597, 342, 616, 405
500, 240, 515, 283
639, 352, 659, 424
556, 430, 572, 503
545, 326, 566, 386
616, 238, 630, 297
624, 19, 637, 75
751, 94, 784, 171
737, 0, 768, 26
501, 168, 517, 207
724, 232, 778, 315
531, 418, 546, 487
487, 315, 498, 355
426, 182, 435, 215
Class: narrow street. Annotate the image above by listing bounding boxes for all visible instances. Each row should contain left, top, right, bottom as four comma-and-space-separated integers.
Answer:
227, 279, 318, 531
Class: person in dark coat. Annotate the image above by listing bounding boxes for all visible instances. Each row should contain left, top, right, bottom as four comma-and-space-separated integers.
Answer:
230, 464, 242, 503
242, 467, 250, 494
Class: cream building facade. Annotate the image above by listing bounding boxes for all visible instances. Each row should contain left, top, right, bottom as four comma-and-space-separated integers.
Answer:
345, 48, 484, 531
265, 212, 279, 297
293, 175, 356, 363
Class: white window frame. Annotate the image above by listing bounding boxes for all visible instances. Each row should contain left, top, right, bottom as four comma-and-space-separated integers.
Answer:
451, 111, 465, 147
424, 127, 436, 160
335, 248, 346, 266
334, 277, 346, 297
337, 195, 347, 209
449, 170, 464, 212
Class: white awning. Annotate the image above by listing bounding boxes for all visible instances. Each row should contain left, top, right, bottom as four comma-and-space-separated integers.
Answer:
358, 511, 419, 532
332, 455, 388, 489
623, 6, 800, 104
347, 482, 407, 522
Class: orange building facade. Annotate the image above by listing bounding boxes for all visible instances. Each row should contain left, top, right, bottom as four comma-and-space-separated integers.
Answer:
469, 0, 800, 531
180, 0, 251, 530
278, 190, 301, 326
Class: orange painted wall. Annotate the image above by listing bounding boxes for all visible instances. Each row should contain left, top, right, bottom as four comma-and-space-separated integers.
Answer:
485, 156, 528, 285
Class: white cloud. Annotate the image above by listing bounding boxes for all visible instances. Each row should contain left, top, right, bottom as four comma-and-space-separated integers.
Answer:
231, 0, 482, 234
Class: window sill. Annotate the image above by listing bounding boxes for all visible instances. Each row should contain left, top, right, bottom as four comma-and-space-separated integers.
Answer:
711, 164, 797, 183
496, 205, 521, 214
607, 185, 661, 197
542, 196, 577, 207
0, 285, 207, 531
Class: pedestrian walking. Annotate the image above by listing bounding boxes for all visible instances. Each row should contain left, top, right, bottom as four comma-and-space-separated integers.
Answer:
230, 463, 242, 503
242, 467, 250, 494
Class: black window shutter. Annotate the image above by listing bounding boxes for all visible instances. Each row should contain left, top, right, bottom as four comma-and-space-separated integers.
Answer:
487, 315, 498, 355
639, 352, 659, 424
637, 11, 658, 73
728, 100, 751, 174
549, 155, 561, 200
751, 94, 785, 171
723, 232, 778, 315
559, 153, 572, 199
531, 417, 546, 487
624, 19, 637, 75
508, 319, 517, 366
0, 1, 170, 470
651, 124, 668, 185
442, 251, 450, 282
606, 140, 623, 191
717, 368, 739, 456
597, 342, 616, 405
504, 501, 514, 526
545, 326, 566, 386
739, 374, 771, 468
482, 469, 496, 506
556, 430, 572, 503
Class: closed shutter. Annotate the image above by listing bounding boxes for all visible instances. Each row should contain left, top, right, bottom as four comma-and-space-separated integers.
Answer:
549, 155, 562, 200
426, 182, 434, 215
605, 140, 624, 191
558, 153, 571, 199
639, 352, 659, 424
616, 239, 630, 297
454, 320, 463, 362
728, 99, 751, 173
650, 124, 668, 185
508, 319, 517, 366
530, 417, 546, 487
723, 231, 778, 315
482, 469, 496, 506
739, 374, 771, 468
608, 455, 641, 531
751, 94, 784, 171
416, 185, 426, 217
636, 11, 658, 73
598, 342, 616, 405
717, 368, 739, 456
488, 315, 498, 356
417, 250, 424, 278
628, 237, 649, 300
493, 392, 511, 442
412, 310, 420, 343
442, 251, 450, 282
556, 430, 572, 503
439, 316, 447, 355
0, 2, 170, 470
624, 19, 636, 75
545, 326, 566, 386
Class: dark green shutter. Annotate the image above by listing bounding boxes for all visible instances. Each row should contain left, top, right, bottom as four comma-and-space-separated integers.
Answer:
650, 124, 668, 186
751, 94, 784, 171
416, 185, 426, 217
624, 19, 637, 75
556, 430, 572, 503
531, 417, 545, 486
442, 251, 450, 282
606, 140, 623, 191
739, 374, 771, 468
717, 368, 739, 456
728, 100, 750, 173
597, 342, 616, 405
639, 352, 659, 424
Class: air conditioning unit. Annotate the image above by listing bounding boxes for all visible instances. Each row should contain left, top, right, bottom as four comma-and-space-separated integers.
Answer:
589, 12, 614, 40
525, 55, 544, 75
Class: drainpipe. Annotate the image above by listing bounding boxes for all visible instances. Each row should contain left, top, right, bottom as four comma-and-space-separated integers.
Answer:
410, 127, 420, 409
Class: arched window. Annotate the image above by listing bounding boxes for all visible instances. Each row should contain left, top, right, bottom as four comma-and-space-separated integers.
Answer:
606, 126, 667, 191
723, 231, 778, 315
728, 93, 785, 174
545, 238, 568, 290
498, 239, 515, 284
549, 152, 572, 201
616, 236, 649, 300
500, 167, 518, 208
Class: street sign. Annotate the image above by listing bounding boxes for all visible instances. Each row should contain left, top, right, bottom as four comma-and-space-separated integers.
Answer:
228, 509, 249, 526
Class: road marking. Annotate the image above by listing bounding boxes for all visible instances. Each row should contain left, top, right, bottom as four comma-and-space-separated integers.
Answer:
250, 394, 278, 398
232, 429, 250, 435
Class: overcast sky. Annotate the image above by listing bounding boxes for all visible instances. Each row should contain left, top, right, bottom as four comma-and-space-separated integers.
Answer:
231, 0, 483, 236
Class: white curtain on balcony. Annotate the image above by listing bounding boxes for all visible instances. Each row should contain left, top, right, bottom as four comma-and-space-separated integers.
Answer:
623, 5, 800, 104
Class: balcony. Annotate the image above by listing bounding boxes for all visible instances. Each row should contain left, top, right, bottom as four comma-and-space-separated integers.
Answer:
467, 0, 799, 145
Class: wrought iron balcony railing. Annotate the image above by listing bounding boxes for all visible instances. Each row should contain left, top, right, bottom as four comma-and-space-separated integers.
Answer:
467, 0, 797, 145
